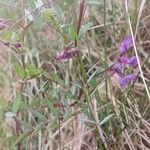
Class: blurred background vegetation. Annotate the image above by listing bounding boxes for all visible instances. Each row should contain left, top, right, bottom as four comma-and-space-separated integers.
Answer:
0, 0, 150, 149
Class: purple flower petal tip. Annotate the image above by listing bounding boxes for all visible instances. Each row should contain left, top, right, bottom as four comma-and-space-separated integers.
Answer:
119, 74, 136, 87
15, 42, 21, 48
0, 18, 8, 30
56, 47, 79, 60
119, 35, 133, 53
118, 56, 138, 65
108, 63, 122, 76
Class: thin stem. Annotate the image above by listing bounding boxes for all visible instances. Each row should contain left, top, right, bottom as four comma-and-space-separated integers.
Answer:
75, 0, 85, 46
58, 116, 61, 150
125, 0, 150, 102
103, 0, 108, 100
16, 112, 21, 150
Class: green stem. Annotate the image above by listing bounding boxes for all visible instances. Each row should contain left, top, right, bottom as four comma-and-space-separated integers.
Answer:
103, 0, 108, 100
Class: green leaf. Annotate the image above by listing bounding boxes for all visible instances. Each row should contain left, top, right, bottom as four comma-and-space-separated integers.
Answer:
69, 19, 78, 40
25, 63, 40, 77
41, 8, 54, 21
0, 30, 14, 40
78, 22, 93, 38
15, 63, 41, 80
15, 64, 26, 78
12, 93, 21, 113
27, 0, 36, 9
64, 91, 77, 99
5, 112, 16, 118
33, 13, 43, 28
0, 96, 6, 108
11, 129, 34, 149
12, 120, 51, 149
0, 136, 17, 147
51, 73, 67, 88
28, 108, 47, 122
43, 71, 67, 88
34, 122, 45, 132
80, 102, 91, 119
44, 98, 59, 117
35, 0, 43, 8
52, 3, 65, 23
85, 0, 101, 5
100, 114, 114, 125
25, 9, 33, 21
30, 95, 38, 106
15, 118, 32, 129
87, 69, 99, 84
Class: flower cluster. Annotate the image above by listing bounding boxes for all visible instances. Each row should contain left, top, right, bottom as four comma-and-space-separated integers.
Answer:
56, 47, 79, 60
109, 34, 137, 87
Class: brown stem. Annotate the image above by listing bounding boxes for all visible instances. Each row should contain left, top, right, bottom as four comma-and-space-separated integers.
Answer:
75, 0, 85, 46
77, 1, 85, 35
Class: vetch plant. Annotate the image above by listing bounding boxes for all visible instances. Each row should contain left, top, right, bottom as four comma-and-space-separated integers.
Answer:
1, 1, 149, 149
109, 34, 138, 87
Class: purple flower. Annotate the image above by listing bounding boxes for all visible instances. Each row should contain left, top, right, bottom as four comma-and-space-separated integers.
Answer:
109, 34, 137, 87
119, 74, 136, 87
0, 18, 8, 30
15, 42, 21, 49
118, 56, 137, 65
108, 60, 137, 87
56, 47, 79, 60
119, 35, 133, 53
108, 63, 122, 76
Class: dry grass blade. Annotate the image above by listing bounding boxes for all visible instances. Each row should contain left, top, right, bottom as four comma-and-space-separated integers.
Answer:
125, 0, 150, 102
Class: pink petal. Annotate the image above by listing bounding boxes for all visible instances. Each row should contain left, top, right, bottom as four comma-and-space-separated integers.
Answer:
119, 74, 136, 87
119, 35, 133, 53
0, 18, 8, 30
108, 63, 123, 76
118, 56, 137, 65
